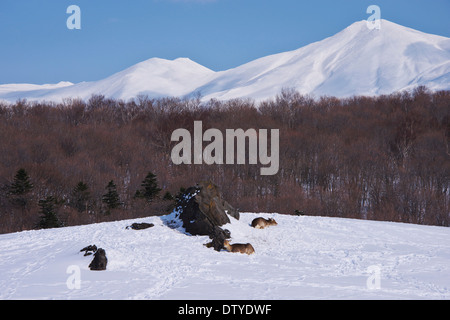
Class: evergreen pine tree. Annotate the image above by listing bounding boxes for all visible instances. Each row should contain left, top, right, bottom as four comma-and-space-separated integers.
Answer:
9, 168, 33, 195
37, 196, 62, 229
134, 172, 161, 202
102, 180, 121, 213
8, 168, 34, 207
71, 181, 91, 213
163, 191, 174, 201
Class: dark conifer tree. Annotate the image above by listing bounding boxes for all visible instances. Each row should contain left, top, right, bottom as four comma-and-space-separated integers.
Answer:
8, 168, 34, 207
102, 180, 121, 213
37, 196, 62, 229
71, 181, 91, 213
9, 168, 33, 196
134, 172, 161, 203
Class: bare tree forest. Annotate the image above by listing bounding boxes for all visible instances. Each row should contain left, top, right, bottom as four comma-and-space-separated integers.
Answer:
0, 87, 448, 233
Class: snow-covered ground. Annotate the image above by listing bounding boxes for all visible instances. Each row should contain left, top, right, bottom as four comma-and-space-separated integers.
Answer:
0, 212, 449, 300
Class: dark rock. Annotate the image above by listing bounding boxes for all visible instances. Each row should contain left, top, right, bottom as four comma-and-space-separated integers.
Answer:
126, 222, 154, 230
177, 181, 239, 238
89, 248, 107, 271
80, 244, 97, 256
204, 226, 231, 251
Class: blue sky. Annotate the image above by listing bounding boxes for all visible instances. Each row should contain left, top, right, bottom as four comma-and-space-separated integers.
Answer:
0, 0, 449, 84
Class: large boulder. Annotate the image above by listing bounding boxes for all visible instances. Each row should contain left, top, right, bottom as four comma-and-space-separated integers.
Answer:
176, 181, 239, 249
89, 248, 108, 271
204, 226, 232, 252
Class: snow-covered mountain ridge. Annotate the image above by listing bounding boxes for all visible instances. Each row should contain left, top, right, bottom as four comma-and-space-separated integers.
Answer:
1, 19, 449, 103
198, 19, 450, 101
0, 212, 449, 300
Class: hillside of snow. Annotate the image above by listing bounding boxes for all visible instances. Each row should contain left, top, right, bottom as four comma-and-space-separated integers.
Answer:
0, 212, 449, 300
197, 19, 450, 101
0, 81, 74, 101
0, 58, 215, 103
50, 57, 216, 101
0, 19, 449, 103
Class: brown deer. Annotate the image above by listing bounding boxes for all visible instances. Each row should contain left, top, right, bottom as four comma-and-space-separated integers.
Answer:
251, 217, 278, 229
223, 240, 255, 255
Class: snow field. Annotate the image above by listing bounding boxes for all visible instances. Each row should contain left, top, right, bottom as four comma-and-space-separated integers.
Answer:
0, 212, 449, 299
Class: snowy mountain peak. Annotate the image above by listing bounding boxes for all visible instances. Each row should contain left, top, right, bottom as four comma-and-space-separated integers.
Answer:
0, 20, 449, 103
196, 19, 450, 101
130, 56, 212, 71
114, 57, 214, 81
340, 19, 448, 45
343, 19, 420, 35
88, 57, 215, 100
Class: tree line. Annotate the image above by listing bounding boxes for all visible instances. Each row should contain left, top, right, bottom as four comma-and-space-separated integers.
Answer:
0, 86, 448, 233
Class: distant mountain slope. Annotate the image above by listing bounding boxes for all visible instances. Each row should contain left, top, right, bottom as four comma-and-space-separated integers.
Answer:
0, 212, 449, 299
0, 81, 74, 101
197, 20, 450, 101
0, 19, 449, 103
0, 58, 215, 102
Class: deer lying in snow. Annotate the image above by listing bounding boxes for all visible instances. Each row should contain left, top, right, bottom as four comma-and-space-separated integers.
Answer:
251, 217, 278, 229
223, 240, 255, 255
